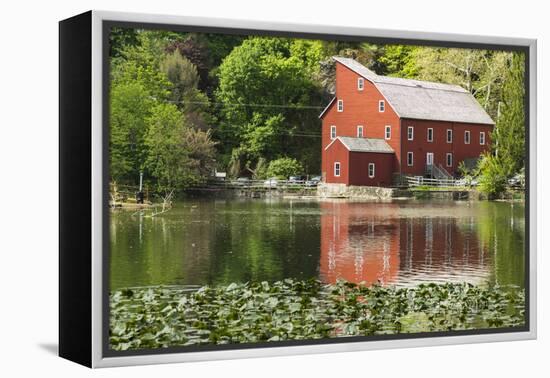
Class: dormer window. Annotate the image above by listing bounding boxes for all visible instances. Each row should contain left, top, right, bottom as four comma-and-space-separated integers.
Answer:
379, 100, 385, 112
357, 77, 364, 91
337, 99, 343, 112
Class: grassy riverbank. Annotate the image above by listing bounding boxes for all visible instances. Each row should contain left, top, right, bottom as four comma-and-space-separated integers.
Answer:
110, 279, 525, 351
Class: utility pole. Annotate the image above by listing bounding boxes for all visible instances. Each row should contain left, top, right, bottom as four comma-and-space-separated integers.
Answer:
137, 171, 144, 204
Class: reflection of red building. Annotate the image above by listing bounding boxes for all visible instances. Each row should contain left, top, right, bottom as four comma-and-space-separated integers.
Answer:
319, 201, 400, 285
320, 202, 490, 286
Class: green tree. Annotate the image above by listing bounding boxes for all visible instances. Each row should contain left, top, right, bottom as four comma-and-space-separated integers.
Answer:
110, 82, 154, 182
111, 31, 173, 100
216, 37, 324, 175
109, 27, 139, 58
378, 45, 419, 77
160, 50, 211, 128
492, 52, 526, 173
144, 103, 216, 193
478, 52, 525, 197
266, 157, 303, 179
477, 153, 510, 198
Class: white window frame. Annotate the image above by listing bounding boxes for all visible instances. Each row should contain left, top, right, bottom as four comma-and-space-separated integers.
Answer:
357, 125, 364, 138
330, 125, 336, 140
427, 128, 433, 142
464, 130, 471, 144
357, 77, 364, 91
426, 152, 434, 166
446, 153, 453, 167
480, 131, 486, 145
407, 152, 414, 167
407, 126, 414, 141
378, 100, 385, 112
337, 99, 343, 112
385, 125, 391, 140
447, 129, 453, 143
368, 163, 375, 178
334, 162, 341, 177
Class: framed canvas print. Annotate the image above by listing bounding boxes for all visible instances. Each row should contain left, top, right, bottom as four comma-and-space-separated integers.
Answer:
59, 10, 537, 368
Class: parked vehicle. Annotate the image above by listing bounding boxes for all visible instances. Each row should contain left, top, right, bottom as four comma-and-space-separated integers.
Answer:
263, 177, 279, 188
288, 175, 305, 184
508, 174, 524, 187
234, 177, 251, 187
305, 176, 321, 187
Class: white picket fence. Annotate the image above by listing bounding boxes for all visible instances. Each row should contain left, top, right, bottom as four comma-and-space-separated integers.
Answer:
406, 176, 457, 187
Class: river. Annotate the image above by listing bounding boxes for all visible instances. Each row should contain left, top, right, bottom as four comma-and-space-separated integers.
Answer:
110, 198, 525, 290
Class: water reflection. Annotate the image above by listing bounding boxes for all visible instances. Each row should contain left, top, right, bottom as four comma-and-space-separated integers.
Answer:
110, 198, 525, 290
319, 200, 524, 288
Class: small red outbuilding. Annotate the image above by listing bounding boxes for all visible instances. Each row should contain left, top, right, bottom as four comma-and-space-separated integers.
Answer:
324, 137, 394, 187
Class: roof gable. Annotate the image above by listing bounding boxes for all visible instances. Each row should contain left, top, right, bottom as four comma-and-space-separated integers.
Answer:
325, 137, 394, 154
332, 57, 495, 125
318, 97, 336, 119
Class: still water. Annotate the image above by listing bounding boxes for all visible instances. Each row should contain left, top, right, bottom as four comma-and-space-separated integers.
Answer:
110, 199, 525, 290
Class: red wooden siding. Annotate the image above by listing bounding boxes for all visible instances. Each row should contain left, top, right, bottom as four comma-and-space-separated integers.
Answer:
321, 63, 401, 178
348, 151, 394, 186
324, 139, 394, 186
399, 118, 493, 176
320, 60, 494, 186
323, 139, 350, 184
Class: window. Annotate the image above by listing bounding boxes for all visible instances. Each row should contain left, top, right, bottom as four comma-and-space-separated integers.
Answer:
385, 125, 391, 140
407, 152, 414, 166
407, 126, 414, 141
379, 100, 385, 112
480, 131, 486, 145
447, 129, 453, 143
330, 125, 336, 140
334, 162, 341, 177
368, 163, 375, 178
427, 128, 433, 142
357, 77, 364, 91
446, 153, 453, 167
464, 130, 471, 144
357, 125, 364, 138
337, 99, 343, 112
426, 152, 433, 166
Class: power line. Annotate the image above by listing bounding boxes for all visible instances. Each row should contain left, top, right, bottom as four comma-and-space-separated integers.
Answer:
162, 99, 325, 110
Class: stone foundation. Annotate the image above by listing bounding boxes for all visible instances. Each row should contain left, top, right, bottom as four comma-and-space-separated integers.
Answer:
317, 183, 409, 199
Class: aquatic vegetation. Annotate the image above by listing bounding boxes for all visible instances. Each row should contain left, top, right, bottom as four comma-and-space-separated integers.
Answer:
109, 279, 525, 351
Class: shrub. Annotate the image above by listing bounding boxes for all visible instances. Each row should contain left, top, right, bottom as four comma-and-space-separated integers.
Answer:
477, 154, 509, 199
266, 157, 303, 179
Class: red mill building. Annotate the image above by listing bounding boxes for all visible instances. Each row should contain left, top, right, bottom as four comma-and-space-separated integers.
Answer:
319, 57, 494, 186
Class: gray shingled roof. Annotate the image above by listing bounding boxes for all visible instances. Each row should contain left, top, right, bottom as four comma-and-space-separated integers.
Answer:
332, 137, 394, 153
332, 57, 495, 125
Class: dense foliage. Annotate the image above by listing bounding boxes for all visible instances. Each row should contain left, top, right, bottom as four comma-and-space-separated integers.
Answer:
477, 53, 525, 197
110, 279, 524, 350
109, 28, 525, 194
